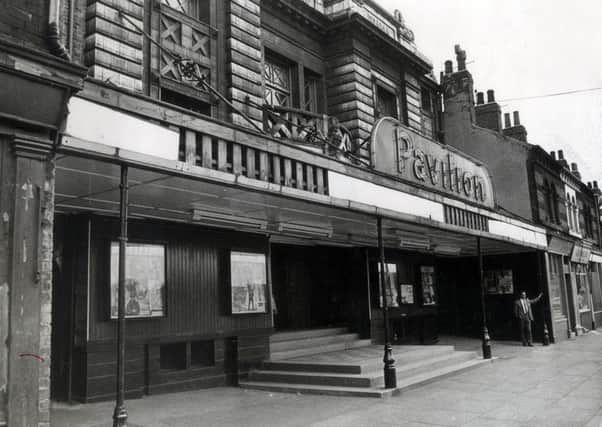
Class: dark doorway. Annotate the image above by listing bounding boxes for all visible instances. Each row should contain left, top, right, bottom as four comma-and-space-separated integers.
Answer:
270, 244, 369, 335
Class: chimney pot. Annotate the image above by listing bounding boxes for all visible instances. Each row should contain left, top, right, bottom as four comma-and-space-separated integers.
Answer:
588, 182, 593, 188
550, 151, 556, 160
444, 60, 453, 74
504, 113, 511, 128
594, 180, 599, 189
571, 162, 578, 172
454, 44, 467, 71
476, 92, 484, 105
513, 111, 520, 126
486, 90, 495, 103
558, 150, 564, 160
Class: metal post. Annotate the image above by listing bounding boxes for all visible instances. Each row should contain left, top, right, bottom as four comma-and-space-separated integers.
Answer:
477, 236, 492, 359
377, 217, 396, 388
113, 165, 129, 427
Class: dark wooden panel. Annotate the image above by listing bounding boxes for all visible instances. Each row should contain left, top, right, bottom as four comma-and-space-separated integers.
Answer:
86, 217, 272, 342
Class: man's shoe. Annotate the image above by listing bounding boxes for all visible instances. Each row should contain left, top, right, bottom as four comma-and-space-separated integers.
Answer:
527, 343, 534, 347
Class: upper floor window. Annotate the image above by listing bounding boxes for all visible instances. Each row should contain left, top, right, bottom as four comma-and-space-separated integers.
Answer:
161, 0, 209, 22
264, 55, 292, 108
304, 70, 321, 114
551, 185, 560, 223
375, 85, 398, 119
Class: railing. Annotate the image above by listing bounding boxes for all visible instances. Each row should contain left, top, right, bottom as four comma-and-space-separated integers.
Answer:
179, 129, 330, 195
262, 105, 355, 157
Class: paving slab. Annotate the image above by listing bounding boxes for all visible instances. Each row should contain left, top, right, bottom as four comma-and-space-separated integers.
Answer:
51, 333, 602, 427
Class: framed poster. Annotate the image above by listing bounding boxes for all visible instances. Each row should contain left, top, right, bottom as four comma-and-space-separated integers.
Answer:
110, 242, 166, 319
420, 266, 436, 305
377, 263, 399, 307
230, 251, 267, 314
400, 284, 414, 304
485, 269, 514, 294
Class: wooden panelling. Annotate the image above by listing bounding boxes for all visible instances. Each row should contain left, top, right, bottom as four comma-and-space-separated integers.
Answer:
187, 128, 330, 195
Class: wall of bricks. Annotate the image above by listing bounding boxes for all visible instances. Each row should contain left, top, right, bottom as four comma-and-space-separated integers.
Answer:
0, 0, 49, 52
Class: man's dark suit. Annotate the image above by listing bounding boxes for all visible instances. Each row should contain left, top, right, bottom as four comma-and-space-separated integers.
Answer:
514, 294, 542, 345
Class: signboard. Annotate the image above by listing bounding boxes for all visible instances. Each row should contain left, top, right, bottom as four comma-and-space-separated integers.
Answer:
371, 117, 495, 208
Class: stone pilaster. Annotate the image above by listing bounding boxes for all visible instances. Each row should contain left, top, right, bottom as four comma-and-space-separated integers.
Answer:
2, 134, 55, 427
226, 0, 263, 130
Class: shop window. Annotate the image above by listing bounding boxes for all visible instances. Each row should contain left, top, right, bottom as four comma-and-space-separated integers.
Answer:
190, 340, 215, 367
376, 262, 399, 307
264, 54, 292, 108
575, 264, 589, 311
592, 263, 602, 311
160, 342, 187, 370
375, 85, 398, 119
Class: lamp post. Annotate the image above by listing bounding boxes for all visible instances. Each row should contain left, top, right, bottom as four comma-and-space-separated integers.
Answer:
377, 217, 397, 388
113, 165, 129, 427
477, 236, 492, 359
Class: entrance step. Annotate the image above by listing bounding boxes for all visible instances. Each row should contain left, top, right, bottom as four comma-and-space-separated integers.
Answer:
268, 327, 372, 361
240, 343, 493, 398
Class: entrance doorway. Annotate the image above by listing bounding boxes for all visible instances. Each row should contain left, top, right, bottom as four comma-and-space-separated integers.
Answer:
270, 244, 369, 335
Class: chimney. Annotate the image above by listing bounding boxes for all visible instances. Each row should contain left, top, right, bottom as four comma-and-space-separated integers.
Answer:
588, 182, 593, 189
444, 60, 453, 75
550, 151, 556, 160
504, 113, 511, 128
475, 88, 502, 132
476, 92, 484, 105
557, 150, 569, 169
442, 44, 475, 131
593, 181, 600, 195
502, 110, 528, 142
454, 44, 466, 71
571, 163, 582, 180
487, 89, 495, 103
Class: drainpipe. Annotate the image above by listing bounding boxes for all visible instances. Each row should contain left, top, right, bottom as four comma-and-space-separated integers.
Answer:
48, 0, 71, 60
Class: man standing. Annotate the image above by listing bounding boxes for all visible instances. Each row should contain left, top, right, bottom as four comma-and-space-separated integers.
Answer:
514, 291, 543, 346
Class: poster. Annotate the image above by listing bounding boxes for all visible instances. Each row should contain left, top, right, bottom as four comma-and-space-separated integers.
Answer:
420, 266, 436, 305
377, 263, 399, 307
485, 269, 514, 295
110, 242, 166, 319
400, 284, 414, 304
230, 251, 267, 314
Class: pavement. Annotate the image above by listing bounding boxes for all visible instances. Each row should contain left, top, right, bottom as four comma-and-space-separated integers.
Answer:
51, 333, 602, 427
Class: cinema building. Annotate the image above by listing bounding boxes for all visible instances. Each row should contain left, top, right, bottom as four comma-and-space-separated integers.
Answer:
0, 0, 598, 423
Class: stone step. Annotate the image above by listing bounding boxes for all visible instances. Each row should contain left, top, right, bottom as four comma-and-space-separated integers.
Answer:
269, 339, 372, 361
373, 351, 478, 385
240, 358, 493, 398
270, 333, 360, 353
238, 381, 397, 398
251, 351, 477, 388
261, 345, 457, 375
270, 328, 349, 343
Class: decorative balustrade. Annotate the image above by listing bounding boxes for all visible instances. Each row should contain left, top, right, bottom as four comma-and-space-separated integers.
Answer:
262, 105, 357, 159
179, 128, 329, 196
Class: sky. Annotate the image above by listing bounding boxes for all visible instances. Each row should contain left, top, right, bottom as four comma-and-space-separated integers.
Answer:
378, 0, 602, 184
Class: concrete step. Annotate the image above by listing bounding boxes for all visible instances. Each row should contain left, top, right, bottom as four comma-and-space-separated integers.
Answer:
261, 346, 458, 375
373, 351, 478, 386
269, 339, 372, 361
240, 358, 493, 398
238, 381, 398, 398
251, 351, 477, 389
270, 328, 349, 343
270, 333, 360, 353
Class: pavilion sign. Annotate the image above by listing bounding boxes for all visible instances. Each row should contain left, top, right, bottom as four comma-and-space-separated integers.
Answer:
371, 117, 495, 208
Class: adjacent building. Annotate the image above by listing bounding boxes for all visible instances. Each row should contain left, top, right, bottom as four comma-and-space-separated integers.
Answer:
442, 49, 602, 343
